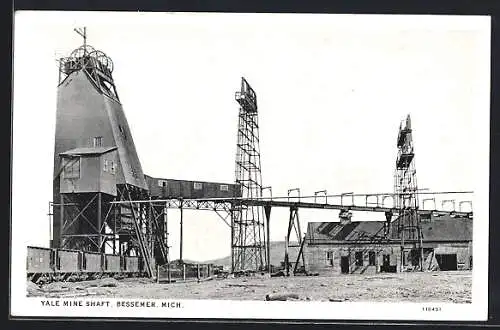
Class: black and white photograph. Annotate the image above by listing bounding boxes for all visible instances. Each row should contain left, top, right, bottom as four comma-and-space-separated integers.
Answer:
11, 11, 490, 321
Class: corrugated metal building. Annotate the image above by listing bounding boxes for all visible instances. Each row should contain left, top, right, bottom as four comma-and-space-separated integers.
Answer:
304, 215, 472, 275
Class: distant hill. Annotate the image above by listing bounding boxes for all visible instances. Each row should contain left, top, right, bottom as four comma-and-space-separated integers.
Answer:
170, 259, 199, 265
203, 241, 300, 268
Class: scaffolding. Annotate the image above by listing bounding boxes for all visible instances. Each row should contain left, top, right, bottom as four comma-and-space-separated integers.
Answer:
231, 77, 267, 272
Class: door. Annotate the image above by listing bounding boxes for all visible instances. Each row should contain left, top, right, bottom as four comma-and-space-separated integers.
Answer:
380, 254, 392, 272
340, 256, 349, 274
436, 254, 458, 271
383, 254, 390, 268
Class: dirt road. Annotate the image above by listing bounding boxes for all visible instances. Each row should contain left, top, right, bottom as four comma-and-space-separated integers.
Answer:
28, 271, 471, 303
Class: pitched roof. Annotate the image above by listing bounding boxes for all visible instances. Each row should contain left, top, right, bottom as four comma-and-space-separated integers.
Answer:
60, 146, 117, 156
420, 216, 472, 241
306, 221, 385, 242
306, 214, 472, 243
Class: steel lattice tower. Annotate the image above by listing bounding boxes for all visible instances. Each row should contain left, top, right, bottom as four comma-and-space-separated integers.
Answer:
231, 77, 267, 272
394, 114, 424, 271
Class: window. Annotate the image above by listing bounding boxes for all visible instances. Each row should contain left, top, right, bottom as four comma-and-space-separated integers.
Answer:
326, 251, 334, 266
355, 251, 363, 266
103, 159, 116, 174
158, 180, 168, 187
63, 157, 80, 179
194, 182, 203, 190
369, 251, 376, 266
220, 184, 229, 192
93, 136, 103, 147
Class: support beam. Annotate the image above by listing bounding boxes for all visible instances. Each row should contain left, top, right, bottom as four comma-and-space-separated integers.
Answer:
295, 210, 305, 274
282, 206, 306, 275
149, 198, 153, 261
164, 203, 169, 263
180, 200, 184, 264
284, 235, 289, 276
264, 204, 272, 273
97, 192, 102, 252
285, 206, 299, 276
231, 202, 235, 273
294, 237, 306, 274
48, 202, 52, 246
113, 201, 117, 254
62, 193, 99, 234
59, 194, 64, 248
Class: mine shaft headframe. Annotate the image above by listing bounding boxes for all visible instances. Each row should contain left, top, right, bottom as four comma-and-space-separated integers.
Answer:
235, 77, 258, 113
58, 27, 114, 82
59, 47, 114, 75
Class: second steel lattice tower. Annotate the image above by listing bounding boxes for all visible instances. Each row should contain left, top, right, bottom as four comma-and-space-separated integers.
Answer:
231, 78, 267, 272
394, 114, 424, 271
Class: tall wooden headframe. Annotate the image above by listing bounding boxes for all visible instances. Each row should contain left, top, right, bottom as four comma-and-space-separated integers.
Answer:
394, 114, 424, 271
232, 77, 267, 272
52, 28, 168, 277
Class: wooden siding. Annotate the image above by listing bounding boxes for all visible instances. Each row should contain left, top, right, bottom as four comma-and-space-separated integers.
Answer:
145, 176, 241, 199
59, 152, 117, 196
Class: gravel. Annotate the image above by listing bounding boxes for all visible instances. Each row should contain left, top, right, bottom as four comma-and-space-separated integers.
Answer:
29, 271, 472, 303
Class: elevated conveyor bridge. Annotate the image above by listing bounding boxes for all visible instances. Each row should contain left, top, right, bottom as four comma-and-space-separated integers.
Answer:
111, 190, 473, 273
111, 191, 473, 218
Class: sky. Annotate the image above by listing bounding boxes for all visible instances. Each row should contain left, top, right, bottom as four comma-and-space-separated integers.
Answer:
12, 12, 490, 263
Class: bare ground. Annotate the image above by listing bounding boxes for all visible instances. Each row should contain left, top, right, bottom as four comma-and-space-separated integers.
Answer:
28, 271, 472, 303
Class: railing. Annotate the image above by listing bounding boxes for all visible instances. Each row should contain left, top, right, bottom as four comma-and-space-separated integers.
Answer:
112, 190, 473, 217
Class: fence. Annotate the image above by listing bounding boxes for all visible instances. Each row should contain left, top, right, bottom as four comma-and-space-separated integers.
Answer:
156, 262, 214, 282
